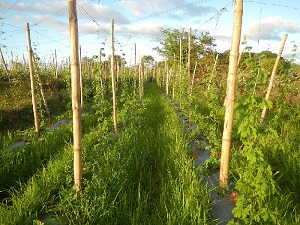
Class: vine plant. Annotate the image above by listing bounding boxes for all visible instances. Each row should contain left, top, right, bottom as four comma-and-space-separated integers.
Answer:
230, 68, 279, 223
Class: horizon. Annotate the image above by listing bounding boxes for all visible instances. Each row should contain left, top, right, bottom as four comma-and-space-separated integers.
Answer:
0, 0, 299, 66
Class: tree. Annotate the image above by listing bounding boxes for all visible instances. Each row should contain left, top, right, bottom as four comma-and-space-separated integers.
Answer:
108, 54, 126, 65
153, 27, 216, 67
142, 55, 155, 67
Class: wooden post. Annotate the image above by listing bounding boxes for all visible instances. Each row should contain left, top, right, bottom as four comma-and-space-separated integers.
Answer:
152, 63, 156, 81
187, 28, 192, 127
54, 49, 58, 78
116, 60, 119, 83
86, 60, 90, 79
237, 48, 244, 66
120, 61, 123, 83
79, 45, 83, 108
192, 61, 197, 87
68, 0, 83, 192
111, 18, 118, 132
0, 47, 11, 82
207, 53, 219, 91
165, 60, 169, 95
25, 23, 40, 138
179, 38, 182, 108
134, 43, 137, 96
139, 57, 144, 99
23, 53, 27, 69
10, 51, 14, 71
172, 53, 176, 99
260, 34, 288, 123
219, 0, 243, 188
187, 29, 191, 85
31, 55, 51, 117
141, 58, 144, 98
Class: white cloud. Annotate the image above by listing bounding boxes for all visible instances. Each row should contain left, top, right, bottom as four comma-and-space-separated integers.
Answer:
1, 1, 127, 30
182, 5, 215, 17
119, 0, 216, 23
243, 16, 300, 40
0, 1, 68, 16
119, 0, 185, 17
126, 22, 163, 36
76, 2, 128, 24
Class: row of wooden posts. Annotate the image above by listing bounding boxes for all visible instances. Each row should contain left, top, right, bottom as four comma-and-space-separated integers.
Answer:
0, 47, 61, 81
69, 0, 288, 191
20, 0, 145, 191
5, 0, 287, 192
69, 4, 150, 190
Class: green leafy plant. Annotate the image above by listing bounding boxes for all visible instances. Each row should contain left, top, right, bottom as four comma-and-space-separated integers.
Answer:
230, 94, 278, 224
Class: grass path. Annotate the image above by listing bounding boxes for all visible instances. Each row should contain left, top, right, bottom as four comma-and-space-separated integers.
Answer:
57, 83, 211, 224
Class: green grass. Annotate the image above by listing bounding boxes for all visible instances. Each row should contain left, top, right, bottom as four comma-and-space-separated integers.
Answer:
0, 143, 73, 225
0, 79, 70, 133
0, 113, 110, 225
163, 71, 300, 224
0, 82, 211, 224
55, 83, 210, 224
0, 108, 105, 191
0, 126, 72, 190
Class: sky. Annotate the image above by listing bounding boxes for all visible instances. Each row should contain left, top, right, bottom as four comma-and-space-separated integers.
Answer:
0, 0, 300, 66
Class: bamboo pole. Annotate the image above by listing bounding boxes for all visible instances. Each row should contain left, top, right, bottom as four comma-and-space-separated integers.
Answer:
207, 53, 219, 91
219, 0, 243, 188
25, 23, 40, 138
54, 49, 58, 78
141, 58, 144, 98
144, 64, 147, 83
10, 51, 14, 71
68, 0, 83, 192
260, 34, 288, 123
23, 53, 27, 69
168, 68, 172, 97
86, 60, 91, 79
172, 74, 175, 99
165, 60, 169, 95
139, 57, 144, 99
179, 38, 182, 108
192, 61, 197, 87
111, 18, 118, 132
0, 47, 11, 82
139, 57, 142, 97
152, 64, 156, 81
172, 53, 176, 99
79, 45, 83, 108
134, 43, 137, 96
213, 54, 219, 72
116, 60, 119, 83
237, 48, 244, 66
32, 55, 51, 117
187, 28, 192, 127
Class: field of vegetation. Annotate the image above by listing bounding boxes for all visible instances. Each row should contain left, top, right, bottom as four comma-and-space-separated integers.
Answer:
1, 8, 300, 225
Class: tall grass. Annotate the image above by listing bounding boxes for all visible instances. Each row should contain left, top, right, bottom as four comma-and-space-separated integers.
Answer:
0, 113, 110, 225
0, 109, 104, 191
0, 83, 211, 224
0, 144, 73, 225
158, 61, 300, 223
56, 83, 211, 224
0, 126, 72, 190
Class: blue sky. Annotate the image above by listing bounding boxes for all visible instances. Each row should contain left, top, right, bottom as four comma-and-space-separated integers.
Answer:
0, 0, 300, 65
